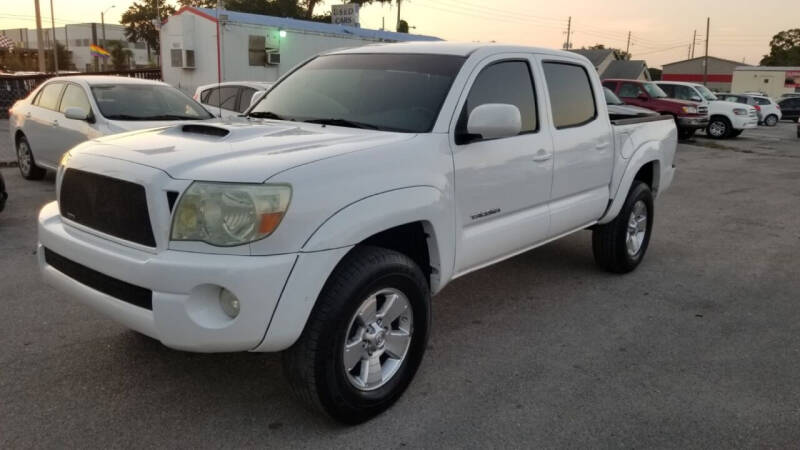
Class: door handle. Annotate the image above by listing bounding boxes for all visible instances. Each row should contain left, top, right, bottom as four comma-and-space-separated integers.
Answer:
595, 142, 610, 150
532, 149, 552, 162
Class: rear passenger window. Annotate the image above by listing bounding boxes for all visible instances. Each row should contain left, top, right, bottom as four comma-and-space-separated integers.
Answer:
659, 84, 675, 97
457, 60, 537, 142
219, 86, 239, 111
543, 62, 597, 128
238, 87, 257, 112
35, 83, 64, 110
754, 97, 771, 105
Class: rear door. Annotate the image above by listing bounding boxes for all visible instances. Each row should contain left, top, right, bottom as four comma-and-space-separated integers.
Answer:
539, 57, 614, 235
25, 81, 65, 167
451, 54, 554, 274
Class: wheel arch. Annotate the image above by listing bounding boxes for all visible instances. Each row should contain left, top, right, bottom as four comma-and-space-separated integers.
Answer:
599, 150, 662, 225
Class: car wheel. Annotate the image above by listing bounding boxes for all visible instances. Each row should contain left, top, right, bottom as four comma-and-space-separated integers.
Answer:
283, 246, 431, 424
706, 117, 731, 139
592, 181, 654, 274
16, 136, 46, 180
764, 114, 778, 127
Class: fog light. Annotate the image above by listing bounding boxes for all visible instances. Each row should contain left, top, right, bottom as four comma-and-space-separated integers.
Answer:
219, 288, 240, 319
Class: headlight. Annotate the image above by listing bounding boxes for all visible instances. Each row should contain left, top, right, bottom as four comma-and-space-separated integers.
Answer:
170, 182, 291, 246
681, 106, 698, 114
733, 108, 748, 116
59, 151, 72, 168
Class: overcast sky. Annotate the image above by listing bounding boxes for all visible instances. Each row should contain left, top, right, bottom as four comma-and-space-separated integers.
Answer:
2, 0, 796, 68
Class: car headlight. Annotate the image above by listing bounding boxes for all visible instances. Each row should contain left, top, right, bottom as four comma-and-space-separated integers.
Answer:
682, 106, 698, 114
170, 182, 291, 246
733, 108, 748, 116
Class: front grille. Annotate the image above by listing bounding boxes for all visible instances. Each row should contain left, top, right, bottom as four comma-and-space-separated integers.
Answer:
44, 248, 153, 310
698, 106, 708, 115
60, 169, 156, 247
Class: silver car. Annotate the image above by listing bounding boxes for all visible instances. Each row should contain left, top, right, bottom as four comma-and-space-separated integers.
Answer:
8, 76, 213, 180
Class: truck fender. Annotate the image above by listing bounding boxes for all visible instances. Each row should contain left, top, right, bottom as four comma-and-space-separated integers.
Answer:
301, 186, 453, 286
598, 145, 662, 224
253, 186, 454, 352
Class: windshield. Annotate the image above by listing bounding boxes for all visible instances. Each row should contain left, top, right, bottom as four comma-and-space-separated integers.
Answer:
249, 53, 465, 132
695, 85, 718, 101
91, 84, 213, 120
642, 83, 668, 98
603, 87, 624, 105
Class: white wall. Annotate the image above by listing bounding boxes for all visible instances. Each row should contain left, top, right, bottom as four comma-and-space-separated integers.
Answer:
732, 70, 798, 98
161, 12, 402, 95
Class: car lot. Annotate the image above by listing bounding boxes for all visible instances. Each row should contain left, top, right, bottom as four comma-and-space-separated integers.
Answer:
1, 121, 799, 447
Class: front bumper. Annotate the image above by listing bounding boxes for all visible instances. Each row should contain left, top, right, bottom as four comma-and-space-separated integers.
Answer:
676, 116, 709, 129
38, 201, 302, 352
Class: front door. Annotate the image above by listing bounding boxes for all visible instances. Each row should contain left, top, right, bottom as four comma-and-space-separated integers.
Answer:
451, 55, 554, 274
54, 83, 101, 164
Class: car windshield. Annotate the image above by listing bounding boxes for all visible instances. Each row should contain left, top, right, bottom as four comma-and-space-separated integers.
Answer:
695, 85, 718, 101
248, 53, 466, 132
642, 83, 668, 98
91, 84, 213, 120
603, 87, 625, 105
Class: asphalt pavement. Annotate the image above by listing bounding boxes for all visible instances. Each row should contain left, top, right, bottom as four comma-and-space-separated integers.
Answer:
1, 123, 799, 448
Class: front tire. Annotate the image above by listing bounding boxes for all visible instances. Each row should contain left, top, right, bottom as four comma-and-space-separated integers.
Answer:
764, 114, 778, 127
283, 246, 431, 424
707, 117, 732, 139
16, 136, 46, 180
592, 181, 654, 274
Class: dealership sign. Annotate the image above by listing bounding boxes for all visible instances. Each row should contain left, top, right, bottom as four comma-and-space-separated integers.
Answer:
786, 71, 800, 88
332, 3, 360, 27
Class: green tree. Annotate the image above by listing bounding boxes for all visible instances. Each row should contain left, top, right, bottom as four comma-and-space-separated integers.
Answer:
177, 0, 219, 7
120, 0, 176, 59
108, 40, 135, 70
586, 43, 630, 61
47, 42, 73, 72
397, 19, 408, 33
760, 29, 800, 66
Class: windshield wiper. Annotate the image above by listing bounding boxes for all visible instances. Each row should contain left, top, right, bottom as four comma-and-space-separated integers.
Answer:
248, 111, 286, 120
303, 118, 380, 130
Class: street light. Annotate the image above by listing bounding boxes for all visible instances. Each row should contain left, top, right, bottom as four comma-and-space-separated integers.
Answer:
100, 5, 115, 70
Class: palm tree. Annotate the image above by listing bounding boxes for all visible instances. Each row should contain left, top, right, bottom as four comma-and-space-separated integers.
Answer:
108, 40, 135, 70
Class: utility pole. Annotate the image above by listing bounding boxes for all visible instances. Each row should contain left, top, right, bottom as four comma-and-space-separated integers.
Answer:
49, 0, 59, 73
691, 29, 696, 59
34, 0, 46, 72
625, 31, 631, 57
396, 0, 402, 32
564, 16, 572, 49
703, 17, 710, 86
687, 44, 691, 59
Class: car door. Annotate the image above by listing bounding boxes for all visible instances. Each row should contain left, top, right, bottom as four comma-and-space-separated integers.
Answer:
783, 98, 800, 120
25, 81, 65, 168
540, 58, 614, 235
451, 55, 554, 274
54, 83, 103, 163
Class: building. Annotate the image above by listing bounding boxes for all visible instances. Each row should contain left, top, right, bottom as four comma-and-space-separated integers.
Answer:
661, 56, 747, 92
731, 66, 800, 98
0, 24, 150, 72
160, 7, 441, 95
569, 48, 650, 80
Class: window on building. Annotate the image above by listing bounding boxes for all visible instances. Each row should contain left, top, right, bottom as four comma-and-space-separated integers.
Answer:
457, 60, 537, 142
543, 62, 597, 128
82, 38, 89, 47
248, 35, 266, 66
170, 48, 183, 67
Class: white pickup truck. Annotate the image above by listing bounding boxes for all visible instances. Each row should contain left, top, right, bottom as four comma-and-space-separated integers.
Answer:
38, 42, 676, 423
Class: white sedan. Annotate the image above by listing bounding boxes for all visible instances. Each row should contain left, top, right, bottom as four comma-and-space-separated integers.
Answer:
193, 81, 274, 118
8, 76, 214, 180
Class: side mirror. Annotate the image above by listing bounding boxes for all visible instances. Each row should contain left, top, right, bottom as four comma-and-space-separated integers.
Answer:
690, 96, 702, 102
467, 103, 521, 140
249, 90, 268, 109
637, 94, 649, 101
64, 107, 89, 121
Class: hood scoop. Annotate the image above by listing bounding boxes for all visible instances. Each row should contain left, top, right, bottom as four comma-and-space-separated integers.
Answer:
180, 124, 230, 138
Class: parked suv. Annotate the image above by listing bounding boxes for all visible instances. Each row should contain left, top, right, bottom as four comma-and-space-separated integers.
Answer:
778, 97, 800, 122
657, 81, 758, 138
603, 79, 707, 139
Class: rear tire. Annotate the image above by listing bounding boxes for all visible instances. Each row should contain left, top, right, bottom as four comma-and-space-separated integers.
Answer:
283, 246, 431, 424
16, 136, 46, 180
764, 114, 778, 127
707, 116, 732, 139
592, 181, 654, 274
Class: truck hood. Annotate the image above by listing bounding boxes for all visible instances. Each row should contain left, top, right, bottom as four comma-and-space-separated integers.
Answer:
708, 99, 753, 114
73, 118, 415, 183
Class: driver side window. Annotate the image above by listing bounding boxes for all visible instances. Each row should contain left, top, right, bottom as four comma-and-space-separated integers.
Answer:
618, 82, 643, 98
456, 60, 537, 144
675, 85, 697, 101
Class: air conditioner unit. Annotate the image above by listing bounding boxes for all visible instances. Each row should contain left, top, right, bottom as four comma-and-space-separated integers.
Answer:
183, 50, 195, 69
267, 52, 281, 65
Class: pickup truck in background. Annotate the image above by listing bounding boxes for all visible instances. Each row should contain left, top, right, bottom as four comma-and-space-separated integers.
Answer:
657, 81, 758, 138
603, 79, 708, 139
38, 43, 677, 423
